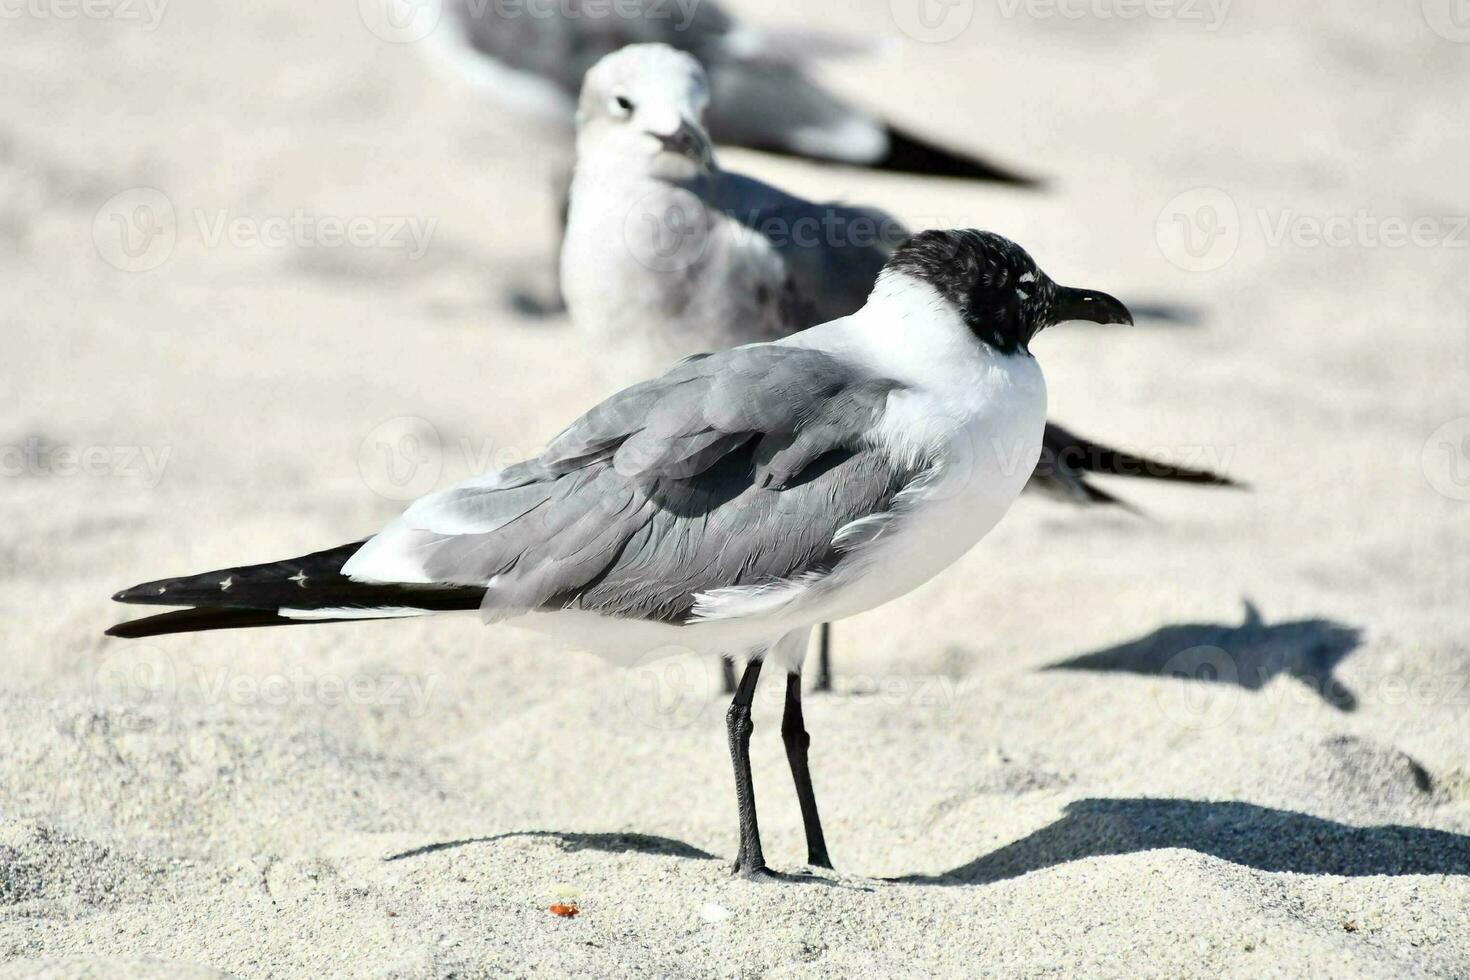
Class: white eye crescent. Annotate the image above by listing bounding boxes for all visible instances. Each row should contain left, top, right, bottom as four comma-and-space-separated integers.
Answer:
609, 94, 635, 119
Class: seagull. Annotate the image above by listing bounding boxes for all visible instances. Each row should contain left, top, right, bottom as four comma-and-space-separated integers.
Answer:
562, 44, 1237, 689
108, 229, 1132, 878
429, 0, 1039, 185
423, 0, 1038, 312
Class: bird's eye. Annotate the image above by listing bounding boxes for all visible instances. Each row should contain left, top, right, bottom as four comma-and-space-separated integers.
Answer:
610, 94, 635, 118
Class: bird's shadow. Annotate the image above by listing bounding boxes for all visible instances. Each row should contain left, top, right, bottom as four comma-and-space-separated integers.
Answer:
895, 798, 1470, 884
1045, 600, 1363, 711
385, 830, 715, 863
385, 830, 863, 889
1125, 300, 1206, 327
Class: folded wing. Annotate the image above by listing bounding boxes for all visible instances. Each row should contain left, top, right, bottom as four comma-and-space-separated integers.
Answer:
343, 346, 924, 625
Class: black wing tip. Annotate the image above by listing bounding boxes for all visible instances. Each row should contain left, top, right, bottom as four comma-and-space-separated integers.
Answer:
112, 576, 194, 606
1148, 467, 1247, 489
879, 125, 1046, 188
104, 606, 299, 639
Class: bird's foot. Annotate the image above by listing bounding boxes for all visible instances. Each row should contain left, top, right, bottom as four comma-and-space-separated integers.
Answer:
729, 851, 779, 880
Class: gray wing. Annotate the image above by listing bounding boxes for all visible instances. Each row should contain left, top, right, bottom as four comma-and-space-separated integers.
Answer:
709, 171, 906, 330
702, 60, 888, 165
343, 346, 919, 624
445, 0, 735, 98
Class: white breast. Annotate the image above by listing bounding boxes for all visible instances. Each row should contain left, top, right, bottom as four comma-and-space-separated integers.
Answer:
820, 353, 1047, 622
562, 170, 789, 386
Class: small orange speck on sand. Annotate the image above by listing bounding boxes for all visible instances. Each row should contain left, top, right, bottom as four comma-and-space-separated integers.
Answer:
549, 903, 579, 918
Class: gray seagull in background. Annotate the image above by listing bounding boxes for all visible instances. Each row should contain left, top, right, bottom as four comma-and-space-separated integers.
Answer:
562, 45, 1238, 689
108, 229, 1132, 878
422, 0, 1039, 311
429, 0, 1039, 184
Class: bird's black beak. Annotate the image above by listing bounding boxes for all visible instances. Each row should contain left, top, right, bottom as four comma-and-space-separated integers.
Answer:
1054, 286, 1134, 326
652, 120, 712, 166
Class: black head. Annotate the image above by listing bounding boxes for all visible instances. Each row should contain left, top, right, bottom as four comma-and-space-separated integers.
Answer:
885, 229, 1132, 353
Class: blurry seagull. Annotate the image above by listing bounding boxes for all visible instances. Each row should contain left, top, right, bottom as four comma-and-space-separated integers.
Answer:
423, 0, 1039, 311
109, 229, 1129, 878
429, 0, 1039, 185
562, 45, 1237, 687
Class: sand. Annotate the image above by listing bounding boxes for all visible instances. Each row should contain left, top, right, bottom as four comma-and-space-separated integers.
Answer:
3, 1, 1469, 976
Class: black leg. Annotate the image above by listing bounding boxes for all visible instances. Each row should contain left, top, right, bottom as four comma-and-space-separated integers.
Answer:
721, 656, 737, 695
814, 622, 833, 693
726, 658, 767, 876
509, 171, 571, 316
782, 672, 833, 869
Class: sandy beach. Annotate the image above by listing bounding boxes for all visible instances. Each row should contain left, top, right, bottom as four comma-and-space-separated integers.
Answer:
3, 1, 1469, 976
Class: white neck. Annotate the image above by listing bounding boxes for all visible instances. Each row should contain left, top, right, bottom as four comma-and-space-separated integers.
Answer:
791, 272, 1020, 392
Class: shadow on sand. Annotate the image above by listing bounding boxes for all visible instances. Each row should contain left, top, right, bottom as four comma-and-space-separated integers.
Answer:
385, 830, 715, 863
1046, 600, 1363, 711
895, 798, 1470, 884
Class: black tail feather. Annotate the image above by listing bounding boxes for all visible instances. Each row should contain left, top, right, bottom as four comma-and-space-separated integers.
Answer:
876, 125, 1044, 187
112, 542, 369, 608
106, 607, 316, 639
107, 540, 484, 639
1043, 424, 1242, 490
